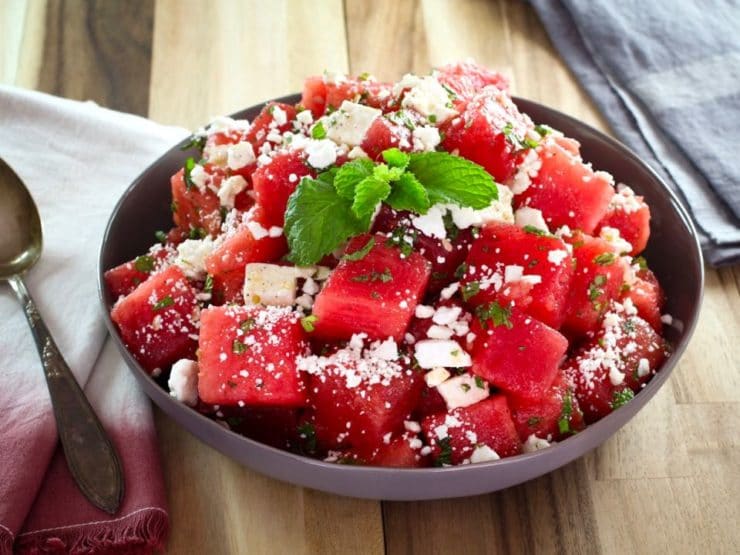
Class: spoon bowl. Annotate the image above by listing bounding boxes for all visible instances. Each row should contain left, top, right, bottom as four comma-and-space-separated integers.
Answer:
0, 159, 42, 277
0, 156, 124, 514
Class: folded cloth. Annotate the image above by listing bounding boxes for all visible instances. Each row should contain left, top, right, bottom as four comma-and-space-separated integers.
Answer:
530, 0, 740, 266
0, 85, 187, 554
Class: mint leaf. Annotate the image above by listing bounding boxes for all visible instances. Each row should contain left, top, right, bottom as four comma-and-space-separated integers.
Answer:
284, 177, 367, 265
184, 157, 197, 190
333, 159, 374, 200
311, 121, 327, 139
300, 314, 318, 332
407, 151, 497, 209
382, 148, 410, 170
352, 177, 391, 222
386, 172, 430, 213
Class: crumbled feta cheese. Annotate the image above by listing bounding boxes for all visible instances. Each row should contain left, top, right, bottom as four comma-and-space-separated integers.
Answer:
304, 139, 337, 169
436, 374, 489, 410
414, 339, 471, 368
504, 264, 524, 283
547, 249, 569, 266
217, 175, 248, 209
515, 206, 549, 232
268, 226, 283, 238
397, 74, 458, 123
189, 164, 209, 193
243, 263, 304, 306
411, 205, 447, 239
509, 148, 542, 195
227, 141, 256, 170
271, 105, 288, 125
324, 101, 382, 146
176, 237, 216, 280
296, 109, 313, 125
412, 126, 441, 151
404, 420, 422, 433
447, 186, 515, 228
168, 359, 199, 406
469, 444, 500, 463
661, 314, 673, 325
432, 305, 462, 326
347, 146, 369, 159
415, 304, 435, 319
439, 282, 459, 300
427, 325, 455, 340
424, 367, 451, 387
246, 220, 269, 240
371, 338, 399, 361
599, 226, 633, 255
523, 434, 551, 453
637, 357, 650, 378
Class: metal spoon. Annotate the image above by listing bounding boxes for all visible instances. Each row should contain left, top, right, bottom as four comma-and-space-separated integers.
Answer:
0, 157, 123, 514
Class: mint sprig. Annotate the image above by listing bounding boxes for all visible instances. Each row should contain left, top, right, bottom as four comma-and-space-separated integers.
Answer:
284, 148, 498, 265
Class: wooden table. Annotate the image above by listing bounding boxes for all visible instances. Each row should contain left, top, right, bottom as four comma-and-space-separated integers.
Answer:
3, 1, 739, 552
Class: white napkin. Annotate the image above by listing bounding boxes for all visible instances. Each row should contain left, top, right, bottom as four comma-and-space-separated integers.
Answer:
0, 85, 187, 552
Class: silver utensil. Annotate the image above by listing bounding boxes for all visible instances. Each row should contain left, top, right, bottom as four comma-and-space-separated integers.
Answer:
0, 157, 123, 514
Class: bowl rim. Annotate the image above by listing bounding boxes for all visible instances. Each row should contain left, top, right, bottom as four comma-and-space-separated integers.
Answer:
97, 93, 704, 489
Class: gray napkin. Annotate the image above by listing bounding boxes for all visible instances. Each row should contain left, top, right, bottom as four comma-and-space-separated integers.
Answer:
530, 0, 740, 266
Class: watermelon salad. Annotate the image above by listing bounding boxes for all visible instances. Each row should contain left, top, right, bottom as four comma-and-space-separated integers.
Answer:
106, 61, 672, 467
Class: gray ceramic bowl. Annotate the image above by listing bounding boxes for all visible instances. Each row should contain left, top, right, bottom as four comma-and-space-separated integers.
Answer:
98, 94, 703, 500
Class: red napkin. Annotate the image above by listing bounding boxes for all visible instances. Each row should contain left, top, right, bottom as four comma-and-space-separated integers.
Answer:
0, 86, 188, 554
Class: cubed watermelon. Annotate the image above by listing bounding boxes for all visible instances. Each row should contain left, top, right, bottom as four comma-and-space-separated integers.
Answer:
302, 345, 424, 455
311, 234, 431, 342
565, 306, 668, 423
104, 244, 175, 299
435, 61, 510, 100
508, 371, 585, 442
623, 267, 665, 332
110, 266, 199, 373
562, 232, 626, 338
596, 186, 651, 255
171, 167, 224, 237
204, 207, 287, 304
514, 138, 615, 234
441, 87, 532, 182
358, 432, 428, 468
244, 101, 298, 152
301, 74, 394, 118
360, 113, 415, 161
252, 150, 314, 227
372, 206, 474, 295
198, 305, 309, 407
470, 304, 568, 401
421, 396, 522, 465
461, 222, 574, 329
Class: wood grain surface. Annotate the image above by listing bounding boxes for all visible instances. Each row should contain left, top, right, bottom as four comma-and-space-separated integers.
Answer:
1, 1, 738, 553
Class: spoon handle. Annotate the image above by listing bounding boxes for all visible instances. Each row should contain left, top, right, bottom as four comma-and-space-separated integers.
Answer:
8, 274, 124, 515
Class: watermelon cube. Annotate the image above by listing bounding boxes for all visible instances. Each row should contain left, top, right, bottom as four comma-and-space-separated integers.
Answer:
471, 305, 568, 401
170, 167, 224, 237
204, 207, 287, 304
421, 396, 522, 465
360, 113, 414, 161
623, 267, 665, 332
252, 150, 314, 227
245, 101, 297, 152
104, 244, 175, 299
565, 306, 668, 423
514, 138, 615, 234
596, 185, 651, 255
311, 234, 431, 342
356, 432, 428, 468
435, 60, 510, 100
302, 345, 424, 455
562, 232, 626, 338
110, 266, 199, 373
461, 222, 574, 329
198, 305, 309, 407
441, 87, 532, 182
508, 371, 585, 442
301, 74, 394, 118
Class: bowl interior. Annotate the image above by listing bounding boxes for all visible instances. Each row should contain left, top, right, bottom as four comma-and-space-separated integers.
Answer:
99, 95, 703, 500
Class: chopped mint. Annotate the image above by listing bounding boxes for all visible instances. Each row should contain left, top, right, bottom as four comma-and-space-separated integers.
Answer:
152, 296, 174, 311
134, 255, 155, 273
611, 388, 634, 409
475, 301, 513, 329
300, 314, 318, 332
343, 236, 376, 261
311, 121, 327, 139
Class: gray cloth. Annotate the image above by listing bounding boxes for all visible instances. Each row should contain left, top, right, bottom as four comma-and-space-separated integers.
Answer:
530, 0, 740, 266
